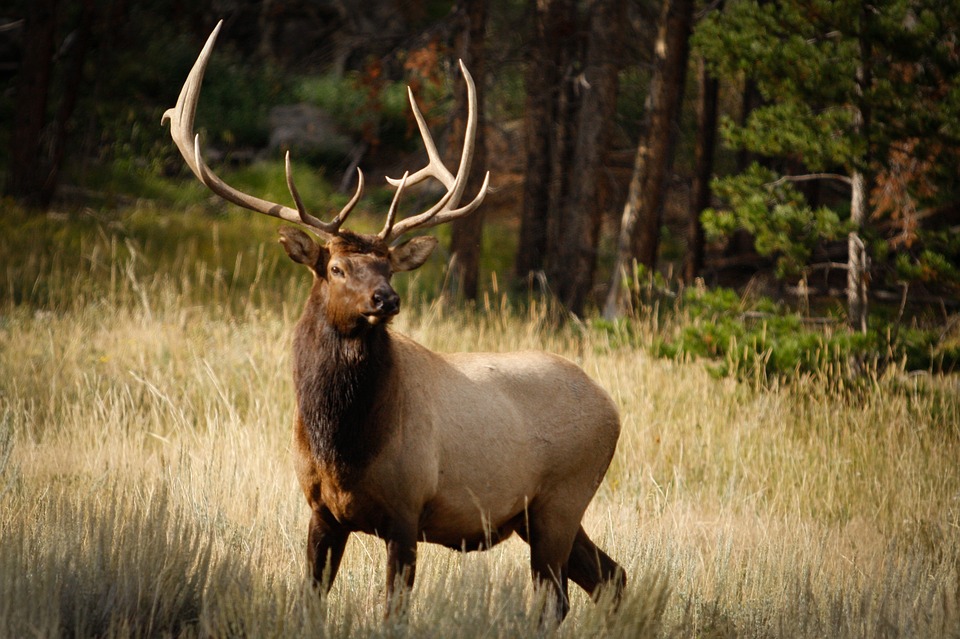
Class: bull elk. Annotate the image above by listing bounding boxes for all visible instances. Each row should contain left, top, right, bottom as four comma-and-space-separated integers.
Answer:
163, 21, 625, 621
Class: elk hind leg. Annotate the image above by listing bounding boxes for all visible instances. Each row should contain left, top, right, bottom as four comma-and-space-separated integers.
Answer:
307, 507, 350, 592
567, 526, 626, 607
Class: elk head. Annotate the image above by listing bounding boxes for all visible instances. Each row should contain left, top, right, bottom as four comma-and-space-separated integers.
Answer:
161, 20, 489, 335
278, 226, 437, 334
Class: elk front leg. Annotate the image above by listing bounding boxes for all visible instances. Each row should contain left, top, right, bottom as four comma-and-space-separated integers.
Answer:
531, 547, 570, 622
523, 501, 580, 622
307, 507, 350, 592
384, 522, 418, 616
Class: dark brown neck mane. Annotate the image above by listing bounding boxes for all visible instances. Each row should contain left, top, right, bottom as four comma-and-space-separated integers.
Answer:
293, 292, 392, 481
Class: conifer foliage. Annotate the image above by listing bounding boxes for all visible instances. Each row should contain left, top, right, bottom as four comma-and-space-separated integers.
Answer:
693, 0, 960, 328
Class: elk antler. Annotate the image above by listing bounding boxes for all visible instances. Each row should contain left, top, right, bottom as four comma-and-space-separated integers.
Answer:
161, 20, 362, 236
377, 60, 491, 243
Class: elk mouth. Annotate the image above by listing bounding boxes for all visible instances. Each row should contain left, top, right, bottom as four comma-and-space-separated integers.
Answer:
362, 302, 400, 325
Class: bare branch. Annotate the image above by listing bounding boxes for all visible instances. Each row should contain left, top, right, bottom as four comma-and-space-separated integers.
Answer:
765, 173, 853, 188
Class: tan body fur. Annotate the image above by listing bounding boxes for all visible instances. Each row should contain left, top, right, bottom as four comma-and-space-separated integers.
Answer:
294, 333, 620, 550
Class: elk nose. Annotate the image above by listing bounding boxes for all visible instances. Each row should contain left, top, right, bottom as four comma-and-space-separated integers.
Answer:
372, 288, 400, 315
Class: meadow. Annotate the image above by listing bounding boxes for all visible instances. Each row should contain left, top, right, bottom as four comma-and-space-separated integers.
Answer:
1, 200, 958, 637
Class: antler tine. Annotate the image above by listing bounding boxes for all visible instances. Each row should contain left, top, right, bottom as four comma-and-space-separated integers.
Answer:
292, 161, 365, 235
163, 20, 358, 237
327, 168, 365, 232
285, 151, 309, 220
385, 87, 455, 190
379, 172, 409, 241
381, 60, 490, 243
286, 154, 367, 234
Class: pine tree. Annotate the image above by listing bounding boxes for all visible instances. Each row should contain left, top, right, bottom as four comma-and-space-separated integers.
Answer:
694, 0, 960, 330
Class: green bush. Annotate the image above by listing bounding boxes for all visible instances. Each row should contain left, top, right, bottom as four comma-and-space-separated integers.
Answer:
631, 285, 959, 381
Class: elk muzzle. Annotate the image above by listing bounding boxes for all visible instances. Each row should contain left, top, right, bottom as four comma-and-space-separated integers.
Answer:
365, 285, 400, 324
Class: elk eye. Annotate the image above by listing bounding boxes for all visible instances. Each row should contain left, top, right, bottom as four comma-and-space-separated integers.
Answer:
330, 265, 344, 278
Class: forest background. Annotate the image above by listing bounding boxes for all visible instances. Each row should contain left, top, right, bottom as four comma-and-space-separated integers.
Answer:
4, 0, 960, 366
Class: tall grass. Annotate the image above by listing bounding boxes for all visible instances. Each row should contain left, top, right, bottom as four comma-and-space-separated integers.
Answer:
1, 204, 958, 637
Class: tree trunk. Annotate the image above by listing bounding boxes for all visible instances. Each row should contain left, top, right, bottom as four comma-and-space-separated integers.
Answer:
684, 55, 719, 284
6, 0, 58, 205
548, 0, 623, 315
847, 8, 872, 334
258, 0, 277, 62
447, 0, 489, 300
41, 0, 95, 209
603, 0, 694, 318
514, 0, 576, 283
847, 170, 869, 333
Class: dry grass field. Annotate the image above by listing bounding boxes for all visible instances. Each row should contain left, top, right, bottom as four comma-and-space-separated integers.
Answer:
1, 206, 958, 637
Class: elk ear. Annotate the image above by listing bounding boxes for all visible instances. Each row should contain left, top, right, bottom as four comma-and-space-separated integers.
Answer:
390, 236, 438, 272
279, 227, 327, 273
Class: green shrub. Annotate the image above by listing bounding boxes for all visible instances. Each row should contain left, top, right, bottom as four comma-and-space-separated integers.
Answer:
633, 285, 959, 382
